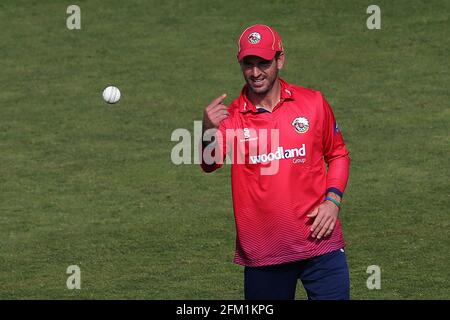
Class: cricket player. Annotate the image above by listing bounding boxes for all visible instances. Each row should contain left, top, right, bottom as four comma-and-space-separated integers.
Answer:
200, 24, 351, 300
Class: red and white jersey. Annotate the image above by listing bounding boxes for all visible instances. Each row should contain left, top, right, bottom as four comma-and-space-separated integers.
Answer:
201, 78, 350, 267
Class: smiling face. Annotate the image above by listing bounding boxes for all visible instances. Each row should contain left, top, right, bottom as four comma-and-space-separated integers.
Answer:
240, 53, 285, 94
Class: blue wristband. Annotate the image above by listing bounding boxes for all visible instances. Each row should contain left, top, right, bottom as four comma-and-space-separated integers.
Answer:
325, 197, 341, 208
326, 187, 343, 198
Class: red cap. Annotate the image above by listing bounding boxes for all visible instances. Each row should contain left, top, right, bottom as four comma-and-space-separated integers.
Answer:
237, 24, 283, 62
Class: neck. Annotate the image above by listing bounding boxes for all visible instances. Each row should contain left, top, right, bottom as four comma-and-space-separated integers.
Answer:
247, 78, 281, 112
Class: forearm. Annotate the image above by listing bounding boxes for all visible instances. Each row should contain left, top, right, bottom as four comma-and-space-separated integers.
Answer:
325, 154, 350, 197
199, 143, 220, 173
201, 122, 218, 148
199, 125, 224, 173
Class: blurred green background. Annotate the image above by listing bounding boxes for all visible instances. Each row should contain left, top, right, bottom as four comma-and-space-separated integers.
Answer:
0, 0, 448, 299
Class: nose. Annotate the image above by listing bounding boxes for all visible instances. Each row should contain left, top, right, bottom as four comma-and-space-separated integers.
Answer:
250, 66, 262, 78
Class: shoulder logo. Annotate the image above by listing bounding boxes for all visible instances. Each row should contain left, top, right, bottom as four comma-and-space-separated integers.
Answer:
292, 116, 309, 134
248, 32, 261, 44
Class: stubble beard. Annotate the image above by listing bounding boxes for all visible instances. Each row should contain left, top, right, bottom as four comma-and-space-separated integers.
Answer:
247, 71, 278, 96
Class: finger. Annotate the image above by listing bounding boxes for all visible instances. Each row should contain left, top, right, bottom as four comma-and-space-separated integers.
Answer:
307, 207, 319, 218
310, 212, 324, 234
210, 114, 228, 126
210, 103, 228, 113
324, 220, 336, 238
214, 116, 228, 124
206, 109, 228, 123
209, 111, 230, 120
313, 218, 329, 238
208, 106, 227, 118
208, 113, 229, 124
210, 106, 229, 116
316, 218, 332, 239
312, 216, 327, 238
209, 94, 227, 107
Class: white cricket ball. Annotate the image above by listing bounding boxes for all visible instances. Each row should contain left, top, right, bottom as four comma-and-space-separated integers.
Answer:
102, 86, 121, 104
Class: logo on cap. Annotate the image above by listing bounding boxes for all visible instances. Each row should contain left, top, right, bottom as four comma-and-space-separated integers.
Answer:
248, 32, 261, 44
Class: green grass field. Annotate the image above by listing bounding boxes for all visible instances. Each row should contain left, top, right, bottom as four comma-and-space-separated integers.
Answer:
0, 0, 448, 299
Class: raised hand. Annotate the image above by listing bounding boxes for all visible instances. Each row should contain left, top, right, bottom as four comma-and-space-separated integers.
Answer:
203, 94, 229, 131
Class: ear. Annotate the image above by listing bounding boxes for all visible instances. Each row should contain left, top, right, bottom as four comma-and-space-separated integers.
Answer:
276, 52, 285, 70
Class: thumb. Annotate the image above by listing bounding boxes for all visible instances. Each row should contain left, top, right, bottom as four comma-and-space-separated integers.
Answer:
307, 207, 319, 218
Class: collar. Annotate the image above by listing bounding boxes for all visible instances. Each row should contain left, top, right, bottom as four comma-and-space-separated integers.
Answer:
238, 78, 295, 113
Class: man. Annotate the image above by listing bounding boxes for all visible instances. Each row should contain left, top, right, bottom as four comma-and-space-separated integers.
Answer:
200, 24, 351, 300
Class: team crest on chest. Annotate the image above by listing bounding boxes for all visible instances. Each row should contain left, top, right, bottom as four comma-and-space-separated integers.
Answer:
292, 116, 310, 134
